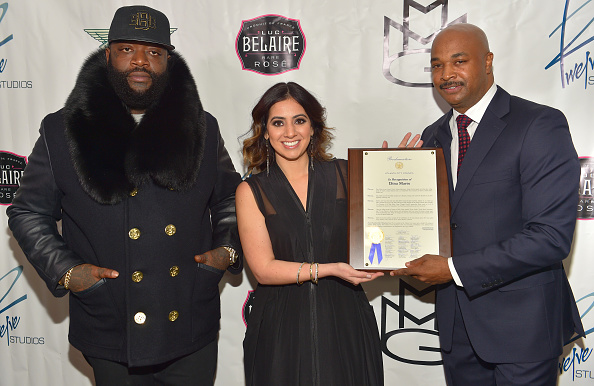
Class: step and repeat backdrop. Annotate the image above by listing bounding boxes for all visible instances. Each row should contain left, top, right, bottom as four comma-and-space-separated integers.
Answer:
1, 0, 593, 384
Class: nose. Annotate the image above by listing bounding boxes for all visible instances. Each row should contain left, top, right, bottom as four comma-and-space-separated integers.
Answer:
284, 123, 297, 137
440, 63, 454, 81
131, 50, 149, 67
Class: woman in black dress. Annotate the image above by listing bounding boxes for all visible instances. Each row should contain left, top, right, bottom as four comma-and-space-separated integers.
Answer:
237, 82, 420, 385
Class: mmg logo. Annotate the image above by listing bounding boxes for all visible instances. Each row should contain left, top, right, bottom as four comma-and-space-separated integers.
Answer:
383, 0, 467, 87
381, 279, 442, 365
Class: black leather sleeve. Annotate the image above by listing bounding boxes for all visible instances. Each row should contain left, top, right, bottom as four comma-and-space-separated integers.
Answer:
209, 126, 243, 274
6, 126, 84, 297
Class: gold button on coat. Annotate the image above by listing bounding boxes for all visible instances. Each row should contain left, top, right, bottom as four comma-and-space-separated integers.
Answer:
129, 228, 141, 240
130, 188, 138, 197
168, 311, 179, 322
132, 271, 143, 282
164, 224, 176, 236
170, 266, 179, 277
134, 312, 146, 324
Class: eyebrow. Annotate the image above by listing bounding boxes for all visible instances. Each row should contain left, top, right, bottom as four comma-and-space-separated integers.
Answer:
431, 52, 468, 62
270, 114, 308, 120
451, 52, 468, 58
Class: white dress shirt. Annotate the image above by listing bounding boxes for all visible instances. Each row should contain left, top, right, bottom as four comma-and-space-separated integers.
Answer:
447, 83, 498, 286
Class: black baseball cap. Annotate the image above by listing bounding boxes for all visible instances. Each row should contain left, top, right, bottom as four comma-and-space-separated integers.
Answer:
108, 5, 175, 51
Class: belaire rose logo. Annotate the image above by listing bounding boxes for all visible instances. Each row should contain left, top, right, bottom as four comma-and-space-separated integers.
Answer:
578, 157, 594, 219
0, 151, 27, 205
236, 14, 306, 75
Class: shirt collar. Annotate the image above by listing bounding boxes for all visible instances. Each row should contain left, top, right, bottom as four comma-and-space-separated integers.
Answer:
452, 83, 497, 124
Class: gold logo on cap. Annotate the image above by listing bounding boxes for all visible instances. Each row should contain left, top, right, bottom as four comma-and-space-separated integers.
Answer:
130, 12, 157, 31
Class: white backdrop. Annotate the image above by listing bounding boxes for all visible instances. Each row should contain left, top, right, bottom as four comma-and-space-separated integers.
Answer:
1, 0, 593, 384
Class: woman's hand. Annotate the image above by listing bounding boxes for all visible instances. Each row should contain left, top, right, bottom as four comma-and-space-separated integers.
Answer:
330, 262, 384, 286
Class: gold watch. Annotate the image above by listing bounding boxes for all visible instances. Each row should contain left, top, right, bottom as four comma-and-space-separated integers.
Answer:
223, 246, 238, 265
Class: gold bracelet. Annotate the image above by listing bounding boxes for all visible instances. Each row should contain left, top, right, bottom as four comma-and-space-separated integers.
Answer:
296, 262, 306, 286
309, 262, 314, 282
313, 263, 319, 285
222, 246, 238, 266
64, 267, 74, 290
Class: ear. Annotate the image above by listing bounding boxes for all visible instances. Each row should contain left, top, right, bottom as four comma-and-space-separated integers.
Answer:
485, 52, 494, 74
105, 47, 111, 62
264, 132, 269, 140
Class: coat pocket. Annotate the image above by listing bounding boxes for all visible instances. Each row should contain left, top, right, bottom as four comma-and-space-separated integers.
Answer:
69, 278, 123, 349
473, 168, 512, 185
196, 262, 225, 275
191, 263, 224, 339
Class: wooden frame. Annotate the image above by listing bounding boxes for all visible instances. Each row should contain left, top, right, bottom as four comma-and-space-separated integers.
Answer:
348, 148, 451, 270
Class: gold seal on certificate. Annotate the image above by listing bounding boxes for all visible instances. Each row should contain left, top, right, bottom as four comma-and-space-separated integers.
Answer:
348, 148, 451, 271
368, 227, 384, 244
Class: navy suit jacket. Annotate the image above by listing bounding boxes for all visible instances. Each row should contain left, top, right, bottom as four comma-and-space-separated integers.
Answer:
421, 86, 584, 363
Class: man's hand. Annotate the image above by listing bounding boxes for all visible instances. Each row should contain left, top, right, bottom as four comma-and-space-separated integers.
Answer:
390, 254, 452, 285
382, 132, 423, 149
63, 263, 119, 293
194, 247, 230, 271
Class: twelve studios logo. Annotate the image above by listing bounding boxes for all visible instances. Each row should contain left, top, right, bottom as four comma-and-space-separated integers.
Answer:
383, 0, 466, 87
0, 3, 13, 62
0, 266, 39, 347
544, 0, 594, 89
0, 2, 31, 89
236, 15, 306, 75
0, 2, 12, 75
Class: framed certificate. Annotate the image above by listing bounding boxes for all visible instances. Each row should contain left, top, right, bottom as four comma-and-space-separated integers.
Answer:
348, 148, 451, 271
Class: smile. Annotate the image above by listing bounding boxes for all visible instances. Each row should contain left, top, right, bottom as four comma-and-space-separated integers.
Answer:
282, 140, 300, 147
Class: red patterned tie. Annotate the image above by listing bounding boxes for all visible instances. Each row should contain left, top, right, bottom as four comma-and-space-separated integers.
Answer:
456, 114, 472, 175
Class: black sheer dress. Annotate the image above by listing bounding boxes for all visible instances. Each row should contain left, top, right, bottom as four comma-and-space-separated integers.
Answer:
243, 159, 383, 386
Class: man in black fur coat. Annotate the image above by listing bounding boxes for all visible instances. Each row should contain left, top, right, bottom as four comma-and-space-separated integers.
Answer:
6, 6, 242, 385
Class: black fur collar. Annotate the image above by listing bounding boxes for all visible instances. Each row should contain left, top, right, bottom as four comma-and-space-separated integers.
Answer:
63, 49, 206, 205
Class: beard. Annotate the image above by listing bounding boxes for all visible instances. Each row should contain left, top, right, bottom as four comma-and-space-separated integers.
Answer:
107, 60, 169, 111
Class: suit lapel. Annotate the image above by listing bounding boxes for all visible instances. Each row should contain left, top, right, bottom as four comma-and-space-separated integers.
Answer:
450, 88, 510, 215
434, 112, 455, 201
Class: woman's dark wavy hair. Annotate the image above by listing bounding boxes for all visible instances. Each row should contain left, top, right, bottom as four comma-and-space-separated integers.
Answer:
242, 82, 334, 173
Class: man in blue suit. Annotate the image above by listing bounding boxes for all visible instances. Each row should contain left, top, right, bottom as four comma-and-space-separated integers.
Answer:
391, 23, 584, 385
